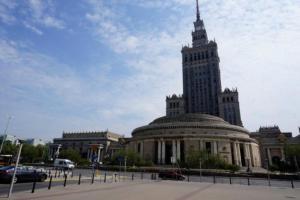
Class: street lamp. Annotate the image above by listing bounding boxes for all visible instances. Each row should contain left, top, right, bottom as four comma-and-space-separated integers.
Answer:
0, 116, 13, 154
54, 144, 62, 159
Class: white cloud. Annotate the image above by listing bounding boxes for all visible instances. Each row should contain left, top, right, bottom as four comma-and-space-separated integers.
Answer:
23, 22, 43, 35
28, 0, 65, 29
85, 0, 300, 136
0, 1, 16, 24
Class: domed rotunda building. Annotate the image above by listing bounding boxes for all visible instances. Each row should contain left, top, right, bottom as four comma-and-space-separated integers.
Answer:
129, 114, 261, 167
128, 2, 262, 168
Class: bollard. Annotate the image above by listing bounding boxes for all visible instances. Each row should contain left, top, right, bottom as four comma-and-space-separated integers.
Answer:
291, 179, 294, 189
71, 169, 73, 178
268, 177, 271, 187
78, 174, 81, 185
48, 169, 51, 177
91, 173, 95, 184
104, 173, 106, 183
48, 176, 52, 190
31, 179, 36, 193
131, 173, 134, 181
141, 171, 143, 180
213, 175, 216, 184
55, 170, 57, 178
64, 174, 67, 187
58, 171, 61, 178
187, 170, 190, 182
115, 173, 117, 182
247, 177, 250, 185
229, 176, 232, 184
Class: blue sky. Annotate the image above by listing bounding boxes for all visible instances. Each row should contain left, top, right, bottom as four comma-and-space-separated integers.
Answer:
0, 0, 300, 140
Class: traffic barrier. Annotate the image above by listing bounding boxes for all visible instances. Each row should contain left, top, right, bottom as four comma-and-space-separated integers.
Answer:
91, 173, 95, 184
78, 174, 81, 185
48, 176, 52, 190
64, 174, 67, 187
31, 179, 36, 193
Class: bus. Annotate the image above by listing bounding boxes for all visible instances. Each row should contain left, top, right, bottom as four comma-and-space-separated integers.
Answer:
0, 154, 13, 166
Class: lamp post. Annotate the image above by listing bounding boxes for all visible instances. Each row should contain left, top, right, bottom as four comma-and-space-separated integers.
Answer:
0, 116, 13, 154
8, 142, 23, 199
54, 144, 62, 159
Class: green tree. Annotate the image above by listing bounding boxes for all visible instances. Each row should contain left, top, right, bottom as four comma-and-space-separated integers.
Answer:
59, 149, 82, 164
109, 149, 151, 167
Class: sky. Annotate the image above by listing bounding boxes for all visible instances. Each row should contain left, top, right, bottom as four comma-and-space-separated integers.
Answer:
0, 0, 300, 141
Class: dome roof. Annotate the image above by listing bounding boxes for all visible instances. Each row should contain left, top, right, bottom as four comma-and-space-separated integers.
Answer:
150, 113, 225, 125
132, 113, 249, 136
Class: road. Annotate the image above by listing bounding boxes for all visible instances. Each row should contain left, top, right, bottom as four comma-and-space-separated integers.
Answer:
0, 168, 299, 197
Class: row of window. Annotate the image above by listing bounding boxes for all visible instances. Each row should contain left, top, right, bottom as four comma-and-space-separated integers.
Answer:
183, 51, 216, 62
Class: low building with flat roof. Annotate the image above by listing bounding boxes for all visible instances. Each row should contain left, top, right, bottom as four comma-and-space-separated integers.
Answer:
50, 130, 123, 162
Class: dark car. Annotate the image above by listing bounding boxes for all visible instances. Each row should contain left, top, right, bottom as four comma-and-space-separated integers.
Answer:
0, 166, 48, 184
158, 171, 185, 180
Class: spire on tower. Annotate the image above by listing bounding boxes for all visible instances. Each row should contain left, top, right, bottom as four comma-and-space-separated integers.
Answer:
196, 0, 200, 21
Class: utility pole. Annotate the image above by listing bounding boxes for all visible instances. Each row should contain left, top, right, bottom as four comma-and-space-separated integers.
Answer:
0, 116, 13, 154
8, 143, 23, 199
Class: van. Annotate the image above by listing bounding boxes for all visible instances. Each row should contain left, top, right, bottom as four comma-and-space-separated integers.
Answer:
54, 159, 75, 170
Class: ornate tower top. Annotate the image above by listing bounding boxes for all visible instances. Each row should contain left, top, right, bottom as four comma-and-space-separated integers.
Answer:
196, 0, 200, 21
192, 0, 208, 47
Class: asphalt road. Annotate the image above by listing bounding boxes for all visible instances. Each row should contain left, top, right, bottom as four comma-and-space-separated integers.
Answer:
0, 168, 299, 197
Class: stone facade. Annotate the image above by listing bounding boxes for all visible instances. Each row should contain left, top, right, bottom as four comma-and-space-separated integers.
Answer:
50, 131, 123, 162
129, 114, 261, 167
219, 88, 243, 126
166, 94, 185, 117
250, 126, 300, 168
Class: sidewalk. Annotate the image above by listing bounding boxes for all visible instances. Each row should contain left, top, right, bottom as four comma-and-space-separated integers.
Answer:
7, 180, 300, 200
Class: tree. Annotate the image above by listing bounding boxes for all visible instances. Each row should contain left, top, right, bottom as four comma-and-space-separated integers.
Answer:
185, 149, 239, 171
285, 144, 300, 171
109, 149, 151, 167
59, 149, 82, 164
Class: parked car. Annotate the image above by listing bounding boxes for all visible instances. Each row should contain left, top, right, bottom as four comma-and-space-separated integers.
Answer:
0, 166, 48, 183
158, 171, 185, 180
53, 159, 75, 170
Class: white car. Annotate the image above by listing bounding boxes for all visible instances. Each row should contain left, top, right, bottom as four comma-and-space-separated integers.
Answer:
53, 159, 75, 170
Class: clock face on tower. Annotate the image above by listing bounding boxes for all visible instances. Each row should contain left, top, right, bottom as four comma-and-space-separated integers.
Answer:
196, 26, 201, 31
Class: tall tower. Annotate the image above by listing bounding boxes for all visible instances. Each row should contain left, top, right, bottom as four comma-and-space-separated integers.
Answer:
182, 0, 222, 115
219, 88, 243, 126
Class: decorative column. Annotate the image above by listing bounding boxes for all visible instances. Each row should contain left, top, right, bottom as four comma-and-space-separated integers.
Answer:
232, 142, 237, 165
97, 144, 103, 162
158, 140, 161, 164
176, 140, 181, 161
162, 140, 166, 164
172, 140, 176, 163
267, 148, 272, 166
236, 143, 241, 166
200, 140, 204, 151
213, 141, 218, 154
280, 148, 285, 161
140, 141, 144, 158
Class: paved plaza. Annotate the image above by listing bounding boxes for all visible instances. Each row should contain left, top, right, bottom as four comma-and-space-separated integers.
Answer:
7, 180, 300, 200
